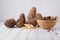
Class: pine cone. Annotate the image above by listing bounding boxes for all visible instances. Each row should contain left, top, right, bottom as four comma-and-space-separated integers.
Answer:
27, 7, 36, 20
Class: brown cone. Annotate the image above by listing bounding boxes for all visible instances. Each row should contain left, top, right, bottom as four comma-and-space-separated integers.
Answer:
16, 13, 26, 28
27, 7, 36, 20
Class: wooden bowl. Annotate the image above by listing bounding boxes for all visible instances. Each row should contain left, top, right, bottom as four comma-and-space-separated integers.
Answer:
37, 16, 58, 30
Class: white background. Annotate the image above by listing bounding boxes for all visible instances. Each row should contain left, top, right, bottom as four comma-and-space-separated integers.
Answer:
0, 0, 60, 21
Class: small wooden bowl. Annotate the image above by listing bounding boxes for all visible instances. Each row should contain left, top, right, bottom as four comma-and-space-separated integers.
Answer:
37, 16, 58, 30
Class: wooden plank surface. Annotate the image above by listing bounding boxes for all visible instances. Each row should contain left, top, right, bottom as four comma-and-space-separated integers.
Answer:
0, 22, 60, 40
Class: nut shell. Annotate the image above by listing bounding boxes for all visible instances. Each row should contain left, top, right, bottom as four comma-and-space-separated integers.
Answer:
41, 16, 56, 20
4, 19, 16, 28
42, 16, 51, 20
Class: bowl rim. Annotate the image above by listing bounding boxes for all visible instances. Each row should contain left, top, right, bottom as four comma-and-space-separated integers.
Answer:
37, 16, 58, 21
37, 19, 57, 21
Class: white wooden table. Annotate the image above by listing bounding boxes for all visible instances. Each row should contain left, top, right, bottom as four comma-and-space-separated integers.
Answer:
0, 22, 60, 40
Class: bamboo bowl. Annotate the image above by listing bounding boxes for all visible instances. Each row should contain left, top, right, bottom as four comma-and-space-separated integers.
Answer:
37, 16, 58, 30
